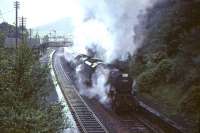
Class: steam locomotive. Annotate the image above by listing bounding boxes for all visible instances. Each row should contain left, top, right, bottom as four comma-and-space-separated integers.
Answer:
63, 53, 138, 113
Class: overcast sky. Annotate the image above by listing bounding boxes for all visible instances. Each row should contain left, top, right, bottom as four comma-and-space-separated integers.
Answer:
0, 0, 83, 28
0, 0, 151, 37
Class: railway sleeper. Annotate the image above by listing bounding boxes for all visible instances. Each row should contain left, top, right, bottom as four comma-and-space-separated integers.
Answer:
73, 109, 89, 112
84, 127, 105, 131
83, 123, 102, 127
77, 114, 93, 117
72, 104, 87, 107
69, 99, 83, 103
78, 115, 94, 119
80, 119, 99, 122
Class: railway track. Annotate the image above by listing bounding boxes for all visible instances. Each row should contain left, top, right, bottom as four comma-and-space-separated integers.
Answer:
52, 49, 163, 133
53, 51, 109, 133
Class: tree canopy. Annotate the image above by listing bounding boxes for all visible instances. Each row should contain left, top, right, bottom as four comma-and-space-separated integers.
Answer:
131, 0, 200, 132
0, 44, 68, 132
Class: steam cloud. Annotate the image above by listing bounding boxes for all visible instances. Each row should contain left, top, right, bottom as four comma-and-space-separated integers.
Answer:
75, 65, 111, 105
66, 0, 154, 62
64, 0, 155, 105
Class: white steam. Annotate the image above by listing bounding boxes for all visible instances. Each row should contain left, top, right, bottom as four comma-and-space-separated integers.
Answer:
73, 20, 114, 61
75, 65, 111, 105
63, 0, 154, 105
66, 0, 153, 62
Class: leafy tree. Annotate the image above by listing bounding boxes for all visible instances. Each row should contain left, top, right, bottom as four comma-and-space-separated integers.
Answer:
0, 44, 69, 132
130, 0, 200, 132
0, 22, 16, 38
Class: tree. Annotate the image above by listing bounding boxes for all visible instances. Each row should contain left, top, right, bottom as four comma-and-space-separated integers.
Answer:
130, 0, 200, 132
0, 44, 69, 132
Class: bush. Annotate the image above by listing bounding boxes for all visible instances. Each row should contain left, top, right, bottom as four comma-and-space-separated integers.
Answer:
155, 58, 172, 81
136, 69, 157, 93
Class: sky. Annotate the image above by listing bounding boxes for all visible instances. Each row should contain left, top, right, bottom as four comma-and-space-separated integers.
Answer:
0, 0, 82, 28
0, 0, 151, 37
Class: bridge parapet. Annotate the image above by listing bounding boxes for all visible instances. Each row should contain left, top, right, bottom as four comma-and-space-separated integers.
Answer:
41, 41, 73, 47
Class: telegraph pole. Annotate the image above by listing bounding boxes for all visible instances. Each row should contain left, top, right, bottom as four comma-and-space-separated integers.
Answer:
19, 16, 27, 44
14, 1, 20, 48
29, 28, 32, 40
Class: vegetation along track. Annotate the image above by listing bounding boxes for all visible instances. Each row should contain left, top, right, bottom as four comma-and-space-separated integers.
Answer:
52, 50, 162, 133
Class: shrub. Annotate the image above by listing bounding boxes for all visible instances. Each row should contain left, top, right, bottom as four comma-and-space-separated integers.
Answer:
136, 69, 157, 93
154, 58, 172, 81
